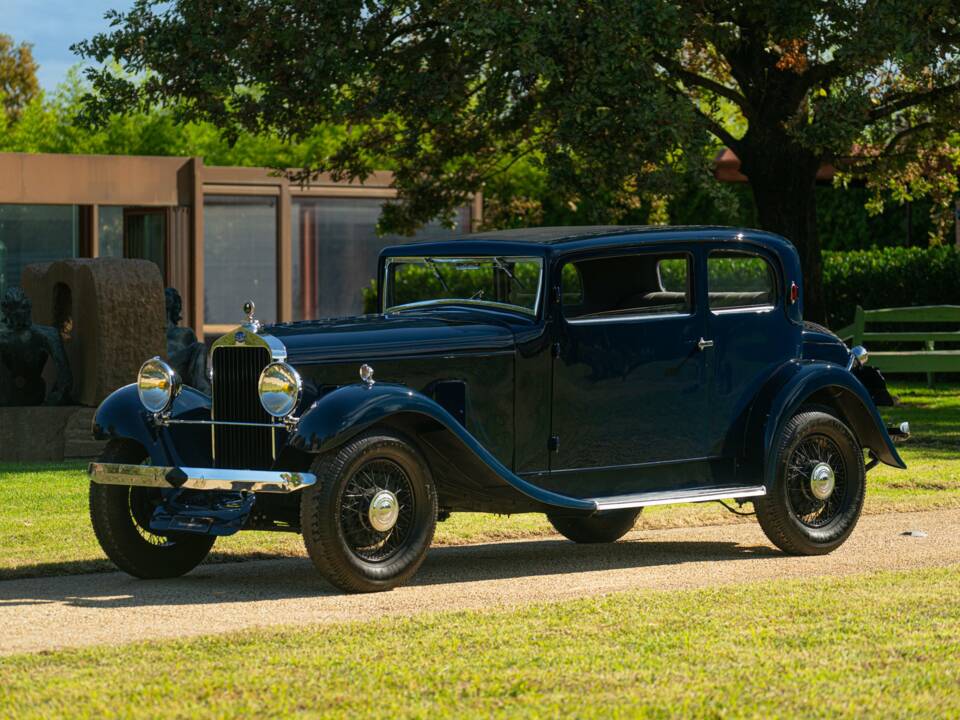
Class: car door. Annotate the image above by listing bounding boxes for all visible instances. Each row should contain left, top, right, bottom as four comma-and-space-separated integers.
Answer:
547, 245, 711, 497
702, 245, 797, 458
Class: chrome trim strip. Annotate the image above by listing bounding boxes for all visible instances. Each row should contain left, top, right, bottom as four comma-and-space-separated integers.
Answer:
88, 463, 316, 494
159, 418, 295, 430
590, 485, 766, 511
566, 311, 692, 325
710, 305, 776, 316
210, 324, 288, 361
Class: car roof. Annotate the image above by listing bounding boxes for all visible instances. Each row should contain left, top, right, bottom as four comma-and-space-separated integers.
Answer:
382, 225, 795, 257
457, 225, 725, 244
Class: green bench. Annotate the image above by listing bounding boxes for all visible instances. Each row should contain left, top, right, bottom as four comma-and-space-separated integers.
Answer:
836, 305, 960, 386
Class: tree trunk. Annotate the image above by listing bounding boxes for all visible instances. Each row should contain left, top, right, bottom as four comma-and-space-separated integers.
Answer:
738, 144, 827, 324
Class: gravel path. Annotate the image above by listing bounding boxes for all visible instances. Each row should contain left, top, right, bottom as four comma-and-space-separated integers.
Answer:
2, 508, 958, 656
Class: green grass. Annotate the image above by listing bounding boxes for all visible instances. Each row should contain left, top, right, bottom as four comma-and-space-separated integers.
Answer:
1, 565, 958, 718
1, 382, 957, 580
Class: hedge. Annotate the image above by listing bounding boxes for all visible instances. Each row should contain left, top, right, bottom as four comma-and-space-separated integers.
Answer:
823, 246, 960, 329
361, 246, 960, 330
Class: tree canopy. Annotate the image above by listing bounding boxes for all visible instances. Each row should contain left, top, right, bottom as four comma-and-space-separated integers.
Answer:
76, 2, 960, 320
0, 34, 39, 122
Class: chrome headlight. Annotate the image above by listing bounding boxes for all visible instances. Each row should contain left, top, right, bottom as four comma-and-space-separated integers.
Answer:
137, 357, 181, 414
851, 345, 869, 365
258, 362, 302, 418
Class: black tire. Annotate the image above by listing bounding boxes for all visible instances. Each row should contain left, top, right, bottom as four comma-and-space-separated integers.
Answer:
89, 439, 216, 578
300, 428, 437, 593
547, 509, 641, 544
756, 410, 866, 555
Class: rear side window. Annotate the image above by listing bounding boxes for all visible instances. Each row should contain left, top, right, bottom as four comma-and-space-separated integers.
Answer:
707, 251, 776, 311
562, 252, 692, 321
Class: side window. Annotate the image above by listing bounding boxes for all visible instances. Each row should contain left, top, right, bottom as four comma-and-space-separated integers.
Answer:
561, 263, 584, 309
562, 252, 692, 321
707, 251, 776, 311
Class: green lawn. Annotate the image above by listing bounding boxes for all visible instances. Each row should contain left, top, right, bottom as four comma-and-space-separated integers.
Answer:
1, 565, 958, 718
1, 382, 957, 580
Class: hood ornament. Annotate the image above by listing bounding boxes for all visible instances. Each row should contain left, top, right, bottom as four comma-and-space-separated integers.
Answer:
242, 300, 261, 333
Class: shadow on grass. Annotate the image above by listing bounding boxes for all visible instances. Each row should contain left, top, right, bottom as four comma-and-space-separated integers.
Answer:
0, 536, 779, 607
0, 549, 302, 582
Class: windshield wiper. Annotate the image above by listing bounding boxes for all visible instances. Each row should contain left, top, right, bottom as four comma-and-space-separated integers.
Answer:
493, 257, 526, 290
424, 258, 450, 292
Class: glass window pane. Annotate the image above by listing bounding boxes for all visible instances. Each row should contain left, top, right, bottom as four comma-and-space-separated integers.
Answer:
125, 211, 166, 277
291, 197, 470, 320
385, 256, 542, 316
707, 251, 776, 309
562, 252, 691, 320
0, 204, 79, 297
98, 206, 124, 258
204, 195, 277, 324
561, 263, 584, 306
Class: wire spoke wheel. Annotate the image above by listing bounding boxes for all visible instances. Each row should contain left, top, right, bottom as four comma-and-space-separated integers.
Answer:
785, 433, 848, 528
302, 429, 437, 593
128, 487, 175, 547
757, 410, 866, 556
338, 458, 416, 563
89, 439, 215, 579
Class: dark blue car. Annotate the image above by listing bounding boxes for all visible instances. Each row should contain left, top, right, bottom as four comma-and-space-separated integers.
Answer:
88, 226, 908, 592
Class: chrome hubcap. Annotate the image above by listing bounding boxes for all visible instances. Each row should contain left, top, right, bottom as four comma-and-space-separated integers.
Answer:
809, 462, 836, 500
368, 489, 400, 532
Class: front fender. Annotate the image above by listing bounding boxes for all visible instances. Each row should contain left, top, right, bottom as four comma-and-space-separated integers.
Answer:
93, 384, 213, 466
759, 363, 905, 486
289, 383, 595, 512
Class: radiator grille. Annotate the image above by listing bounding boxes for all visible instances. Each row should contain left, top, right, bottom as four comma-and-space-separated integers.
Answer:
212, 345, 273, 469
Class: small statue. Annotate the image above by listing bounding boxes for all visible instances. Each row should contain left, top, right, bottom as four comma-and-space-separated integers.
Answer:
165, 287, 210, 394
0, 287, 73, 406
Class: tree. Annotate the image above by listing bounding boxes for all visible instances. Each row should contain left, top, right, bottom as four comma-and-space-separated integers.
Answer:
0, 34, 39, 123
0, 68, 344, 166
76, 2, 960, 321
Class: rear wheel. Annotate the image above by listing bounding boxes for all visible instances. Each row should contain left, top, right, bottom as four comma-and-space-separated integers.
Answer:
756, 410, 866, 555
548, 509, 641, 544
300, 429, 437, 593
89, 439, 216, 578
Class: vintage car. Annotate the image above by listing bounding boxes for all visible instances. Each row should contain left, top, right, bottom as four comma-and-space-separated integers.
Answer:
88, 226, 909, 592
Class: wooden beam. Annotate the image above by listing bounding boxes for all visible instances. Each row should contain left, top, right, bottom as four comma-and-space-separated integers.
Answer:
277, 183, 293, 323
188, 157, 205, 336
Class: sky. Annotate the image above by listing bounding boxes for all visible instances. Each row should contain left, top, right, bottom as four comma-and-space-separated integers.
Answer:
5, 0, 135, 91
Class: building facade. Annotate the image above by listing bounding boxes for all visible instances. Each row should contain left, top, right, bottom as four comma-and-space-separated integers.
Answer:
0, 153, 480, 338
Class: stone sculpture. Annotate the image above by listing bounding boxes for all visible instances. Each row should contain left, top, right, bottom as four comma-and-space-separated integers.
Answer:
0, 287, 73, 406
165, 287, 210, 394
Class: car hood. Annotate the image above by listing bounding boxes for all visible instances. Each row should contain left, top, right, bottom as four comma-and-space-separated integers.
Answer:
264, 311, 520, 364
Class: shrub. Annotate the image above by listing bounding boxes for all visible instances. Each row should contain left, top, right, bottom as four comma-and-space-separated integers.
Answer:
823, 246, 960, 329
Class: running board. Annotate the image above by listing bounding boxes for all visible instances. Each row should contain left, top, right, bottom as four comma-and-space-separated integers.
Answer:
589, 485, 767, 512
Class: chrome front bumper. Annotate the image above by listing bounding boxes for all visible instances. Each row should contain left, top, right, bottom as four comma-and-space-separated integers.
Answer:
88, 463, 316, 494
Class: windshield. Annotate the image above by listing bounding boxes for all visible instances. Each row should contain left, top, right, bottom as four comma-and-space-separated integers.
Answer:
383, 256, 543, 316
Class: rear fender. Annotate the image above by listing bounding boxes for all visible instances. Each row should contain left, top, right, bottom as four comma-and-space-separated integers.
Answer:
93, 384, 213, 467
288, 383, 594, 512
751, 363, 905, 488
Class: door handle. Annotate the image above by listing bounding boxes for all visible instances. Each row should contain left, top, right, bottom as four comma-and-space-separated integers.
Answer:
697, 337, 715, 351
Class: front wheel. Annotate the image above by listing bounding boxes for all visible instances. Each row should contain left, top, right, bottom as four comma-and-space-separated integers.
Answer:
756, 410, 866, 555
89, 439, 216, 578
300, 429, 437, 593
548, 509, 641, 544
